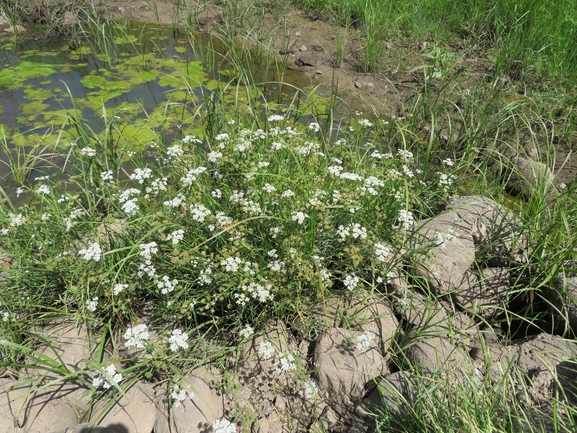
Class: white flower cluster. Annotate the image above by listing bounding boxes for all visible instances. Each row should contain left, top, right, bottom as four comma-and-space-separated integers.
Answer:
129, 168, 153, 184
291, 211, 309, 225
164, 193, 186, 208
118, 188, 140, 203
299, 380, 319, 399
207, 151, 223, 163
113, 283, 128, 296
336, 223, 367, 241
81, 147, 96, 157
166, 144, 184, 159
123, 324, 150, 349
168, 329, 189, 352
180, 167, 207, 186
138, 241, 158, 278
100, 170, 114, 182
86, 297, 98, 312
147, 177, 167, 195
35, 184, 50, 195
93, 364, 122, 390
239, 324, 254, 339
258, 341, 275, 360
171, 383, 194, 407
398, 209, 415, 230
190, 204, 211, 222
276, 353, 297, 373
78, 243, 102, 262
355, 330, 376, 352
167, 229, 185, 245
397, 149, 414, 162
343, 274, 359, 291
157, 275, 178, 294
221, 256, 242, 273
374, 242, 391, 263
212, 418, 236, 433
268, 114, 284, 122
122, 198, 139, 217
9, 213, 26, 227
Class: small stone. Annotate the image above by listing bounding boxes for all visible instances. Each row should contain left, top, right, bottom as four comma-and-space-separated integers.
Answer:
295, 32, 301, 37
299, 44, 307, 51
314, 70, 322, 75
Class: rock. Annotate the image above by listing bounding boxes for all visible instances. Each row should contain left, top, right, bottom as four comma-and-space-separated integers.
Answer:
0, 12, 9, 26
354, 82, 375, 89
393, 288, 450, 332
314, 327, 389, 406
0, 379, 78, 433
299, 44, 307, 51
361, 371, 419, 418
4, 25, 27, 35
345, 291, 398, 354
171, 368, 224, 433
512, 333, 577, 404
506, 157, 557, 200
295, 53, 316, 67
90, 382, 157, 433
404, 336, 469, 377
551, 263, 577, 337
414, 196, 525, 317
455, 267, 510, 317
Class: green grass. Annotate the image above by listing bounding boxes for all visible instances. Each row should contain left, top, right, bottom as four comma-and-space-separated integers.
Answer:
296, 0, 577, 85
0, 2, 576, 430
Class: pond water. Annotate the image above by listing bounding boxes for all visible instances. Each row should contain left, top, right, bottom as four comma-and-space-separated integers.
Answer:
0, 23, 319, 181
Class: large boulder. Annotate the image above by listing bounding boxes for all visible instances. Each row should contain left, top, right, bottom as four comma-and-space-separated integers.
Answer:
413, 196, 525, 318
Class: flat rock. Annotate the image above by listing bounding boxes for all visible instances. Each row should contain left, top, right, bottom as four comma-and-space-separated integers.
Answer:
0, 379, 78, 433
405, 336, 469, 377
361, 371, 419, 418
314, 327, 389, 406
90, 382, 156, 433
171, 367, 225, 433
506, 157, 557, 200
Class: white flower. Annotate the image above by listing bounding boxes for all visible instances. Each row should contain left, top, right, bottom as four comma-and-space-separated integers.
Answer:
343, 274, 359, 291
207, 151, 223, 163
299, 380, 318, 399
113, 283, 128, 296
262, 183, 276, 193
190, 204, 211, 222
171, 383, 194, 406
147, 177, 167, 194
167, 229, 185, 245
100, 171, 114, 181
308, 122, 320, 132
139, 242, 158, 262
168, 329, 189, 352
351, 223, 367, 239
239, 324, 254, 339
122, 198, 139, 217
291, 211, 308, 225
221, 256, 241, 273
211, 189, 222, 198
282, 189, 294, 197
397, 149, 413, 162
129, 168, 153, 184
182, 135, 202, 144
258, 341, 275, 360
358, 118, 373, 127
212, 418, 236, 433
85, 297, 98, 312
157, 275, 178, 294
93, 364, 122, 389
164, 193, 186, 208
276, 353, 297, 373
215, 133, 229, 141
123, 324, 150, 349
15, 187, 23, 197
78, 243, 102, 262
35, 184, 50, 195
81, 147, 96, 157
398, 209, 415, 230
268, 114, 284, 122
118, 188, 140, 203
355, 330, 375, 352
271, 141, 284, 150
442, 158, 454, 167
180, 167, 207, 186
166, 144, 184, 159
374, 242, 391, 262
9, 213, 25, 227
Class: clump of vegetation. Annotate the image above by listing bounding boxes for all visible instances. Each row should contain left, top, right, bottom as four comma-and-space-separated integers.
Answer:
0, 0, 106, 36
